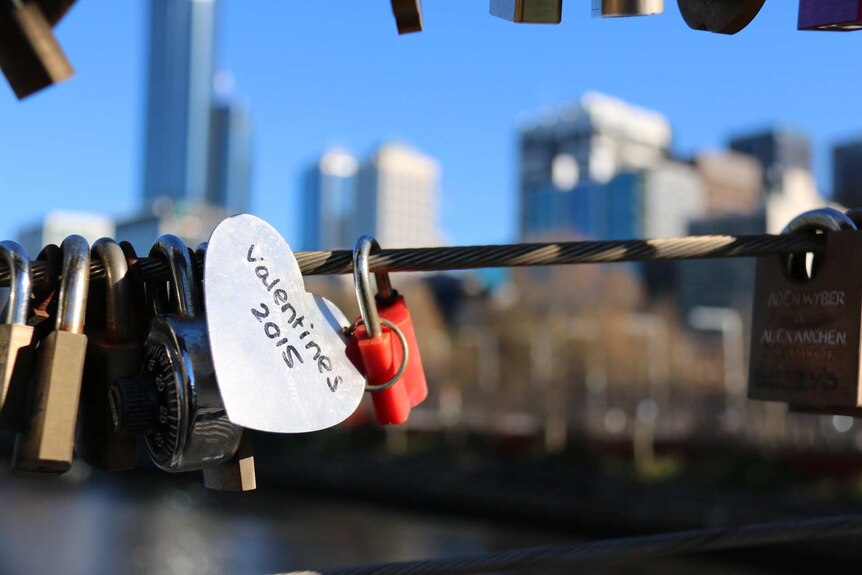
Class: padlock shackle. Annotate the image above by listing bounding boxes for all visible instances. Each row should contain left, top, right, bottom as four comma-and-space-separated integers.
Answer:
353, 235, 393, 339
148, 235, 200, 318
0, 240, 31, 326
56, 235, 90, 334
781, 208, 857, 282
92, 238, 133, 343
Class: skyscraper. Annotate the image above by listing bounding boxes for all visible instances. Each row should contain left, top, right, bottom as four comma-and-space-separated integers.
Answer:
519, 93, 672, 239
142, 0, 217, 205
729, 128, 811, 192
832, 140, 862, 208
356, 143, 441, 248
302, 148, 359, 250
207, 100, 252, 214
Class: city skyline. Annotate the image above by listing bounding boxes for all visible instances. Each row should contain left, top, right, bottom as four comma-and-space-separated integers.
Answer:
2, 2, 862, 249
303, 143, 441, 250
142, 0, 251, 215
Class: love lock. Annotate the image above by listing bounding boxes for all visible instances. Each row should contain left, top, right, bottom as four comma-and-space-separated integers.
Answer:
204, 214, 365, 433
677, 0, 766, 35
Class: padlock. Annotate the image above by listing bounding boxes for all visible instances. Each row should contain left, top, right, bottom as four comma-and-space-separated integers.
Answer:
490, 0, 563, 24
0, 0, 74, 99
799, 0, 862, 31
592, 0, 663, 17
76, 238, 138, 471
391, 0, 423, 34
0, 241, 36, 431
748, 208, 862, 411
109, 235, 244, 476
12, 235, 89, 474
678, 0, 765, 35
346, 235, 427, 425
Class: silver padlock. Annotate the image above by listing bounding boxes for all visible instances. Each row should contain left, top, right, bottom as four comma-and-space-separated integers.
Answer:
592, 0, 663, 17
490, 0, 563, 23
0, 241, 36, 431
110, 235, 242, 473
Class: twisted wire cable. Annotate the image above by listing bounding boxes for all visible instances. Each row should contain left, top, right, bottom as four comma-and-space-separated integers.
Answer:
283, 514, 862, 575
0, 232, 825, 288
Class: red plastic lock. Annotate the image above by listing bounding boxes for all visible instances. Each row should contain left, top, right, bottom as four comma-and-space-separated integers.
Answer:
379, 295, 427, 408
346, 295, 427, 425
347, 325, 411, 425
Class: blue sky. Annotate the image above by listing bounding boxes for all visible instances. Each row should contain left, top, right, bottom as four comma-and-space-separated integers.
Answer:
1, 1, 860, 248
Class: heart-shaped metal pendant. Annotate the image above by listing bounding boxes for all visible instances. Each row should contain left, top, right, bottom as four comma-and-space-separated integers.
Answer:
204, 214, 365, 433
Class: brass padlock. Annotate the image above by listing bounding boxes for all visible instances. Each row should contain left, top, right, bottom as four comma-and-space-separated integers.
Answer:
748, 209, 862, 411
0, 0, 74, 99
110, 236, 244, 480
76, 238, 138, 471
593, 0, 663, 17
490, 0, 563, 23
13, 235, 90, 474
391, 0, 423, 34
0, 241, 36, 431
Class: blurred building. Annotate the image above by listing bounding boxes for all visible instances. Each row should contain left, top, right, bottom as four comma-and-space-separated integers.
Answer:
694, 152, 764, 216
142, 0, 217, 206
519, 92, 671, 238
18, 211, 116, 256
765, 169, 837, 233
729, 128, 811, 192
676, 211, 766, 316
115, 200, 228, 256
832, 139, 862, 208
207, 100, 252, 214
302, 148, 359, 250
607, 162, 706, 240
356, 143, 441, 248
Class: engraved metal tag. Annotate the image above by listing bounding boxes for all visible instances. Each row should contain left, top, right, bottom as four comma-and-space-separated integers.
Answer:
205, 214, 365, 433
748, 231, 862, 409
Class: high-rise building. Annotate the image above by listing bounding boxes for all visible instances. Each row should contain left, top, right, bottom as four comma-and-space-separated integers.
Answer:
17, 211, 116, 257
302, 148, 359, 251
142, 0, 217, 205
832, 140, 862, 208
355, 143, 441, 248
694, 152, 764, 216
115, 199, 228, 256
729, 128, 811, 192
676, 211, 766, 317
606, 162, 706, 240
207, 100, 252, 214
519, 93, 672, 238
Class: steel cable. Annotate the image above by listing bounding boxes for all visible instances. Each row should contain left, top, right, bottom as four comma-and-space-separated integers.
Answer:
282, 514, 862, 575
0, 232, 826, 288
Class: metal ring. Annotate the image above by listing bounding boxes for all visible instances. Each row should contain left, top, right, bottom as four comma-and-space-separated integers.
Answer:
148, 235, 200, 319
0, 240, 31, 326
781, 208, 856, 282
347, 317, 410, 393
57, 235, 90, 334
92, 238, 133, 342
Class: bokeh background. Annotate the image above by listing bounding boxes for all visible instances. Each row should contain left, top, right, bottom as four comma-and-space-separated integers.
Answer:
2, 1, 862, 574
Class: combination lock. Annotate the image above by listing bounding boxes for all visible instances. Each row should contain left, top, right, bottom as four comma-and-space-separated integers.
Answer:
109, 235, 242, 472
